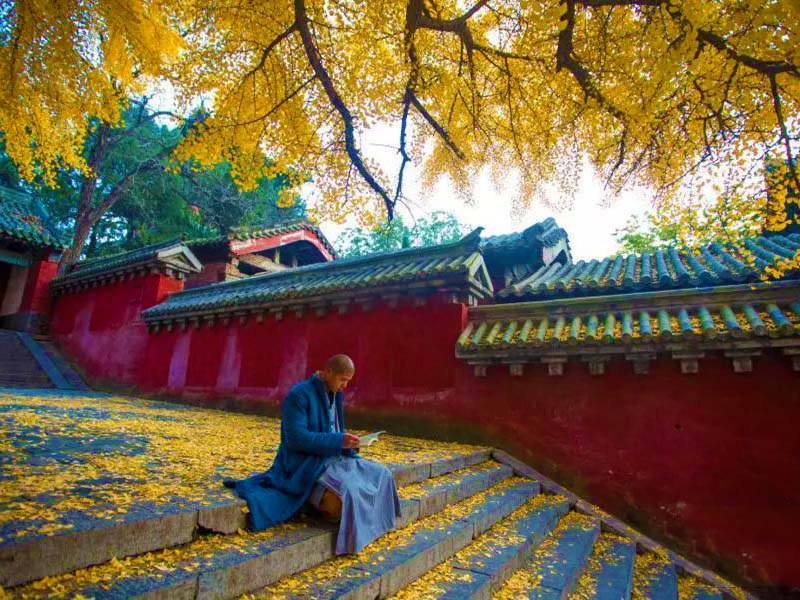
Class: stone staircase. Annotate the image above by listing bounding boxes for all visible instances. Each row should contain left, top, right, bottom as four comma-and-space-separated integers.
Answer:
0, 328, 88, 390
4, 450, 743, 600
0, 329, 53, 388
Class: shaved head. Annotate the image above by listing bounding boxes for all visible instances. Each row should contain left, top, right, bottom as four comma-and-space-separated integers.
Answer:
318, 354, 355, 393
325, 354, 355, 374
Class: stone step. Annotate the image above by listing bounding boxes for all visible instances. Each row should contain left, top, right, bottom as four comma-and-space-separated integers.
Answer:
389, 492, 571, 599
6, 457, 506, 597
397, 459, 512, 524
0, 330, 60, 388
36, 339, 91, 390
570, 533, 636, 599
15, 332, 75, 389
254, 477, 540, 599
632, 553, 678, 599
494, 511, 601, 599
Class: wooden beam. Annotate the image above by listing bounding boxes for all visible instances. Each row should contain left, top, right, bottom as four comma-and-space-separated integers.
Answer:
626, 353, 656, 375
725, 350, 761, 373
673, 351, 704, 374
542, 356, 566, 376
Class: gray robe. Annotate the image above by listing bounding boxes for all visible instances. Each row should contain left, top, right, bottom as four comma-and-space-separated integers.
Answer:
308, 393, 401, 554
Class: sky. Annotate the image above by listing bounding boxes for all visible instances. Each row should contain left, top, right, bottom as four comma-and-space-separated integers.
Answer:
312, 123, 653, 261
150, 87, 654, 260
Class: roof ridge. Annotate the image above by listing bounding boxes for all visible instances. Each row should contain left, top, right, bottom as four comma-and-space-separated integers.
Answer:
70, 237, 184, 271
500, 234, 800, 301
148, 227, 486, 304
184, 219, 338, 258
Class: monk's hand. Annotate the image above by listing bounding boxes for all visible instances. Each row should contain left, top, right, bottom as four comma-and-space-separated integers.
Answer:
342, 432, 360, 449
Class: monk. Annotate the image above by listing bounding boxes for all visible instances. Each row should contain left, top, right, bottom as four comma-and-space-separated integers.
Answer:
224, 354, 401, 554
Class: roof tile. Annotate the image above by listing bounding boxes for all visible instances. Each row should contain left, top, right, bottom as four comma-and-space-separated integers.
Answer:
51, 239, 201, 291
499, 235, 800, 300
143, 229, 493, 322
0, 186, 66, 249
186, 220, 337, 259
457, 297, 800, 355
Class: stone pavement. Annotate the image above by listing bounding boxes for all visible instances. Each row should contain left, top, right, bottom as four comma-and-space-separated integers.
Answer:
0, 391, 747, 599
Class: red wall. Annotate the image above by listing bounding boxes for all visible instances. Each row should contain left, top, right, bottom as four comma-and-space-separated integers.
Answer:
49, 278, 800, 594
455, 357, 800, 592
50, 273, 182, 385
19, 257, 58, 315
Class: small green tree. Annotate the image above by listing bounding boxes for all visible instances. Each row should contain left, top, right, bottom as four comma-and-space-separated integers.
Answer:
0, 100, 303, 262
613, 213, 681, 254
336, 211, 469, 258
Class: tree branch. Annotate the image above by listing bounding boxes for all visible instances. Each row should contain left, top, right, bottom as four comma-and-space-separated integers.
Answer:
556, 0, 628, 178
294, 0, 395, 219
694, 27, 798, 78
409, 92, 467, 159
395, 92, 412, 203
769, 73, 800, 198
242, 25, 298, 81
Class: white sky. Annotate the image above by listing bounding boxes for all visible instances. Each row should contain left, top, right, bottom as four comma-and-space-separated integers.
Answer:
312, 123, 653, 260
150, 87, 653, 260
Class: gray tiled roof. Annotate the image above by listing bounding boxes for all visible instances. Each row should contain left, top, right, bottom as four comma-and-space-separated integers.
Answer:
51, 239, 202, 291
143, 229, 492, 321
480, 217, 569, 254
499, 234, 800, 300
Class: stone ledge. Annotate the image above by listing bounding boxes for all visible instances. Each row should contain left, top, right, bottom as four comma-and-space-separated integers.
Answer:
490, 449, 753, 600
254, 480, 540, 600
1, 450, 493, 588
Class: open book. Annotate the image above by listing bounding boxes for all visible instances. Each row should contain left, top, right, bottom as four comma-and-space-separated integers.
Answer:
358, 430, 386, 447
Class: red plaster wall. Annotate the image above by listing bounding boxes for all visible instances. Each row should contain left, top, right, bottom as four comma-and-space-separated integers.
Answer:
451, 357, 800, 592
48, 282, 800, 593
185, 262, 231, 288
19, 257, 58, 314
50, 273, 183, 385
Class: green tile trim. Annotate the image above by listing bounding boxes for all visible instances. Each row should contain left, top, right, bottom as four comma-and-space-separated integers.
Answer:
457, 296, 800, 354
0, 186, 67, 249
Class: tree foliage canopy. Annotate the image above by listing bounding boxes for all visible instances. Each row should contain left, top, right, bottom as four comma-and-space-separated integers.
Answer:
1, 0, 798, 239
0, 106, 303, 260
613, 213, 681, 254
336, 211, 469, 257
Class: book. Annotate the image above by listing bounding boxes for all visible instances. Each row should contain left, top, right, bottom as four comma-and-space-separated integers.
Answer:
358, 430, 386, 447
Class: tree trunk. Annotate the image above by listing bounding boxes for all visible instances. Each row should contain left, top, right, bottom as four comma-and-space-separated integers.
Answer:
55, 119, 174, 273
59, 213, 95, 271
87, 222, 99, 257
58, 172, 99, 273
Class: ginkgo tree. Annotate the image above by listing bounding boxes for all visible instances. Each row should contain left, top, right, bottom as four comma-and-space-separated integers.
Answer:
1, 0, 798, 251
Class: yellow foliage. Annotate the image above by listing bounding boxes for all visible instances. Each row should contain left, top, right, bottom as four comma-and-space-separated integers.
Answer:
0, 391, 483, 545
1, 0, 798, 230
0, 0, 183, 184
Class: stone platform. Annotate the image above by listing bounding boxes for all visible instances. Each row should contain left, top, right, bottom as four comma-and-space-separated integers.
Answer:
0, 391, 746, 599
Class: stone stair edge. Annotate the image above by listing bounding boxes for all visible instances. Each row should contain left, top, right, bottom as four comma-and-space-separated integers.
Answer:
241, 479, 542, 600
490, 449, 751, 600
396, 493, 573, 599
15, 332, 73, 390
12, 458, 523, 598
1, 449, 495, 588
